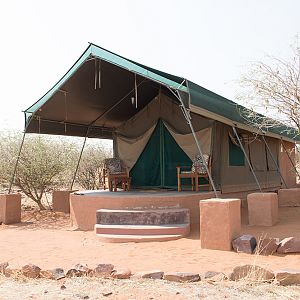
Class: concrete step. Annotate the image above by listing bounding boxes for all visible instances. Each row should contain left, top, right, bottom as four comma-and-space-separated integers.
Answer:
95, 233, 184, 243
96, 208, 190, 225
95, 223, 190, 236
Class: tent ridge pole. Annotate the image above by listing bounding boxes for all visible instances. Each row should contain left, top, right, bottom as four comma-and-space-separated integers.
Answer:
232, 126, 262, 192
262, 135, 287, 188
169, 85, 218, 198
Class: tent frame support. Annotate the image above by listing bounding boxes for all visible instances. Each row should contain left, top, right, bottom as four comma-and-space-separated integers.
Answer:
70, 131, 89, 190
232, 126, 262, 192
280, 138, 300, 178
8, 131, 27, 194
262, 135, 287, 188
168, 85, 218, 198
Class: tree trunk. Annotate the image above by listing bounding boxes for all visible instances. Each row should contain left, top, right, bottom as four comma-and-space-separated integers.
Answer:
36, 200, 46, 210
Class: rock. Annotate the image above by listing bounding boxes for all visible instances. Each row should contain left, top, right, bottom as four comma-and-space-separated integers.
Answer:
40, 268, 65, 280
111, 268, 131, 279
132, 270, 164, 279
102, 292, 113, 297
229, 265, 274, 282
163, 272, 200, 282
66, 264, 92, 277
66, 269, 83, 278
277, 237, 300, 254
52, 268, 65, 280
40, 270, 53, 279
0, 262, 9, 274
60, 285, 66, 290
275, 269, 300, 285
256, 238, 279, 255
73, 263, 92, 274
4, 266, 19, 278
93, 264, 114, 277
22, 264, 41, 279
201, 271, 227, 281
232, 235, 257, 254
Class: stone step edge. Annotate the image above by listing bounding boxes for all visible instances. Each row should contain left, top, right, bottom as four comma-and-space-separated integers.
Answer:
96, 208, 189, 213
95, 233, 183, 243
94, 224, 189, 229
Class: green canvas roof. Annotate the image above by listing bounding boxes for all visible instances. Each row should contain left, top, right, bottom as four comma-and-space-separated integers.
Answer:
24, 43, 299, 142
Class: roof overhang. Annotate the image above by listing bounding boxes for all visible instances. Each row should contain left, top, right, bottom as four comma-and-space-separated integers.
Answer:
24, 43, 299, 143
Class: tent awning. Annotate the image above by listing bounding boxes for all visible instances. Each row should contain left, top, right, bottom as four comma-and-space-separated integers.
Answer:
24, 43, 299, 142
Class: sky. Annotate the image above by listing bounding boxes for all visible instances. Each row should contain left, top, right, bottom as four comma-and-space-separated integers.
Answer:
0, 0, 299, 132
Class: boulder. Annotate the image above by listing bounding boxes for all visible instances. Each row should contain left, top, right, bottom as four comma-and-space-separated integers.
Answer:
275, 269, 300, 285
163, 272, 200, 283
256, 238, 279, 255
229, 265, 274, 282
93, 264, 114, 277
40, 268, 65, 280
277, 237, 300, 254
0, 262, 8, 274
111, 268, 131, 279
132, 270, 164, 280
232, 235, 257, 254
22, 264, 41, 279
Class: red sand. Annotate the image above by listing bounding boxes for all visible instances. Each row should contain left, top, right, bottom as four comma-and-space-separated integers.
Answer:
0, 207, 300, 274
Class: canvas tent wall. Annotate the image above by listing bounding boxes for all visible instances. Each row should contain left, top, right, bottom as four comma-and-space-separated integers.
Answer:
213, 123, 282, 193
115, 93, 212, 188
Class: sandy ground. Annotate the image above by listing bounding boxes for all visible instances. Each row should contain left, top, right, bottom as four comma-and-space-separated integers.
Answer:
1, 277, 300, 300
0, 207, 300, 275
1, 199, 300, 299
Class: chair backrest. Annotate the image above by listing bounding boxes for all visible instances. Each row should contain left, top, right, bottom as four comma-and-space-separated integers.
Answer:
104, 158, 122, 174
191, 154, 210, 175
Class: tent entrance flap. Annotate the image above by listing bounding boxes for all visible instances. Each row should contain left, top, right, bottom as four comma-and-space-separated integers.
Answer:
130, 120, 193, 188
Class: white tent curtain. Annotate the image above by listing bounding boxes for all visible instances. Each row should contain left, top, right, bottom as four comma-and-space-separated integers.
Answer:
116, 120, 212, 171
163, 121, 212, 160
116, 124, 156, 170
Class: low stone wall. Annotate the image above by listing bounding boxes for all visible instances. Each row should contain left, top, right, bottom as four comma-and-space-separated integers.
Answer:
3, 261, 300, 286
247, 193, 278, 226
278, 188, 300, 207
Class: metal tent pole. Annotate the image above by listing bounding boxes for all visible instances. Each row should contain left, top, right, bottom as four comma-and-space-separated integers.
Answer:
262, 135, 287, 188
8, 131, 27, 194
280, 138, 300, 178
70, 131, 89, 190
232, 126, 262, 192
168, 86, 218, 198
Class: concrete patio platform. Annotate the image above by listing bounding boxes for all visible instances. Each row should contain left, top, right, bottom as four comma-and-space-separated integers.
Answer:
70, 190, 216, 231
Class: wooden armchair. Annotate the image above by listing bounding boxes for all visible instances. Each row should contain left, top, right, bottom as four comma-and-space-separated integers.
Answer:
103, 158, 131, 192
177, 154, 211, 192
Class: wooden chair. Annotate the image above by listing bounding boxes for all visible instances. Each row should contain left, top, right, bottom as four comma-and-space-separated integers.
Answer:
177, 155, 211, 192
103, 158, 131, 192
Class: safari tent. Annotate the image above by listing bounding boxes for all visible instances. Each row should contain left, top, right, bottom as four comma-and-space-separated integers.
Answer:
23, 43, 299, 194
